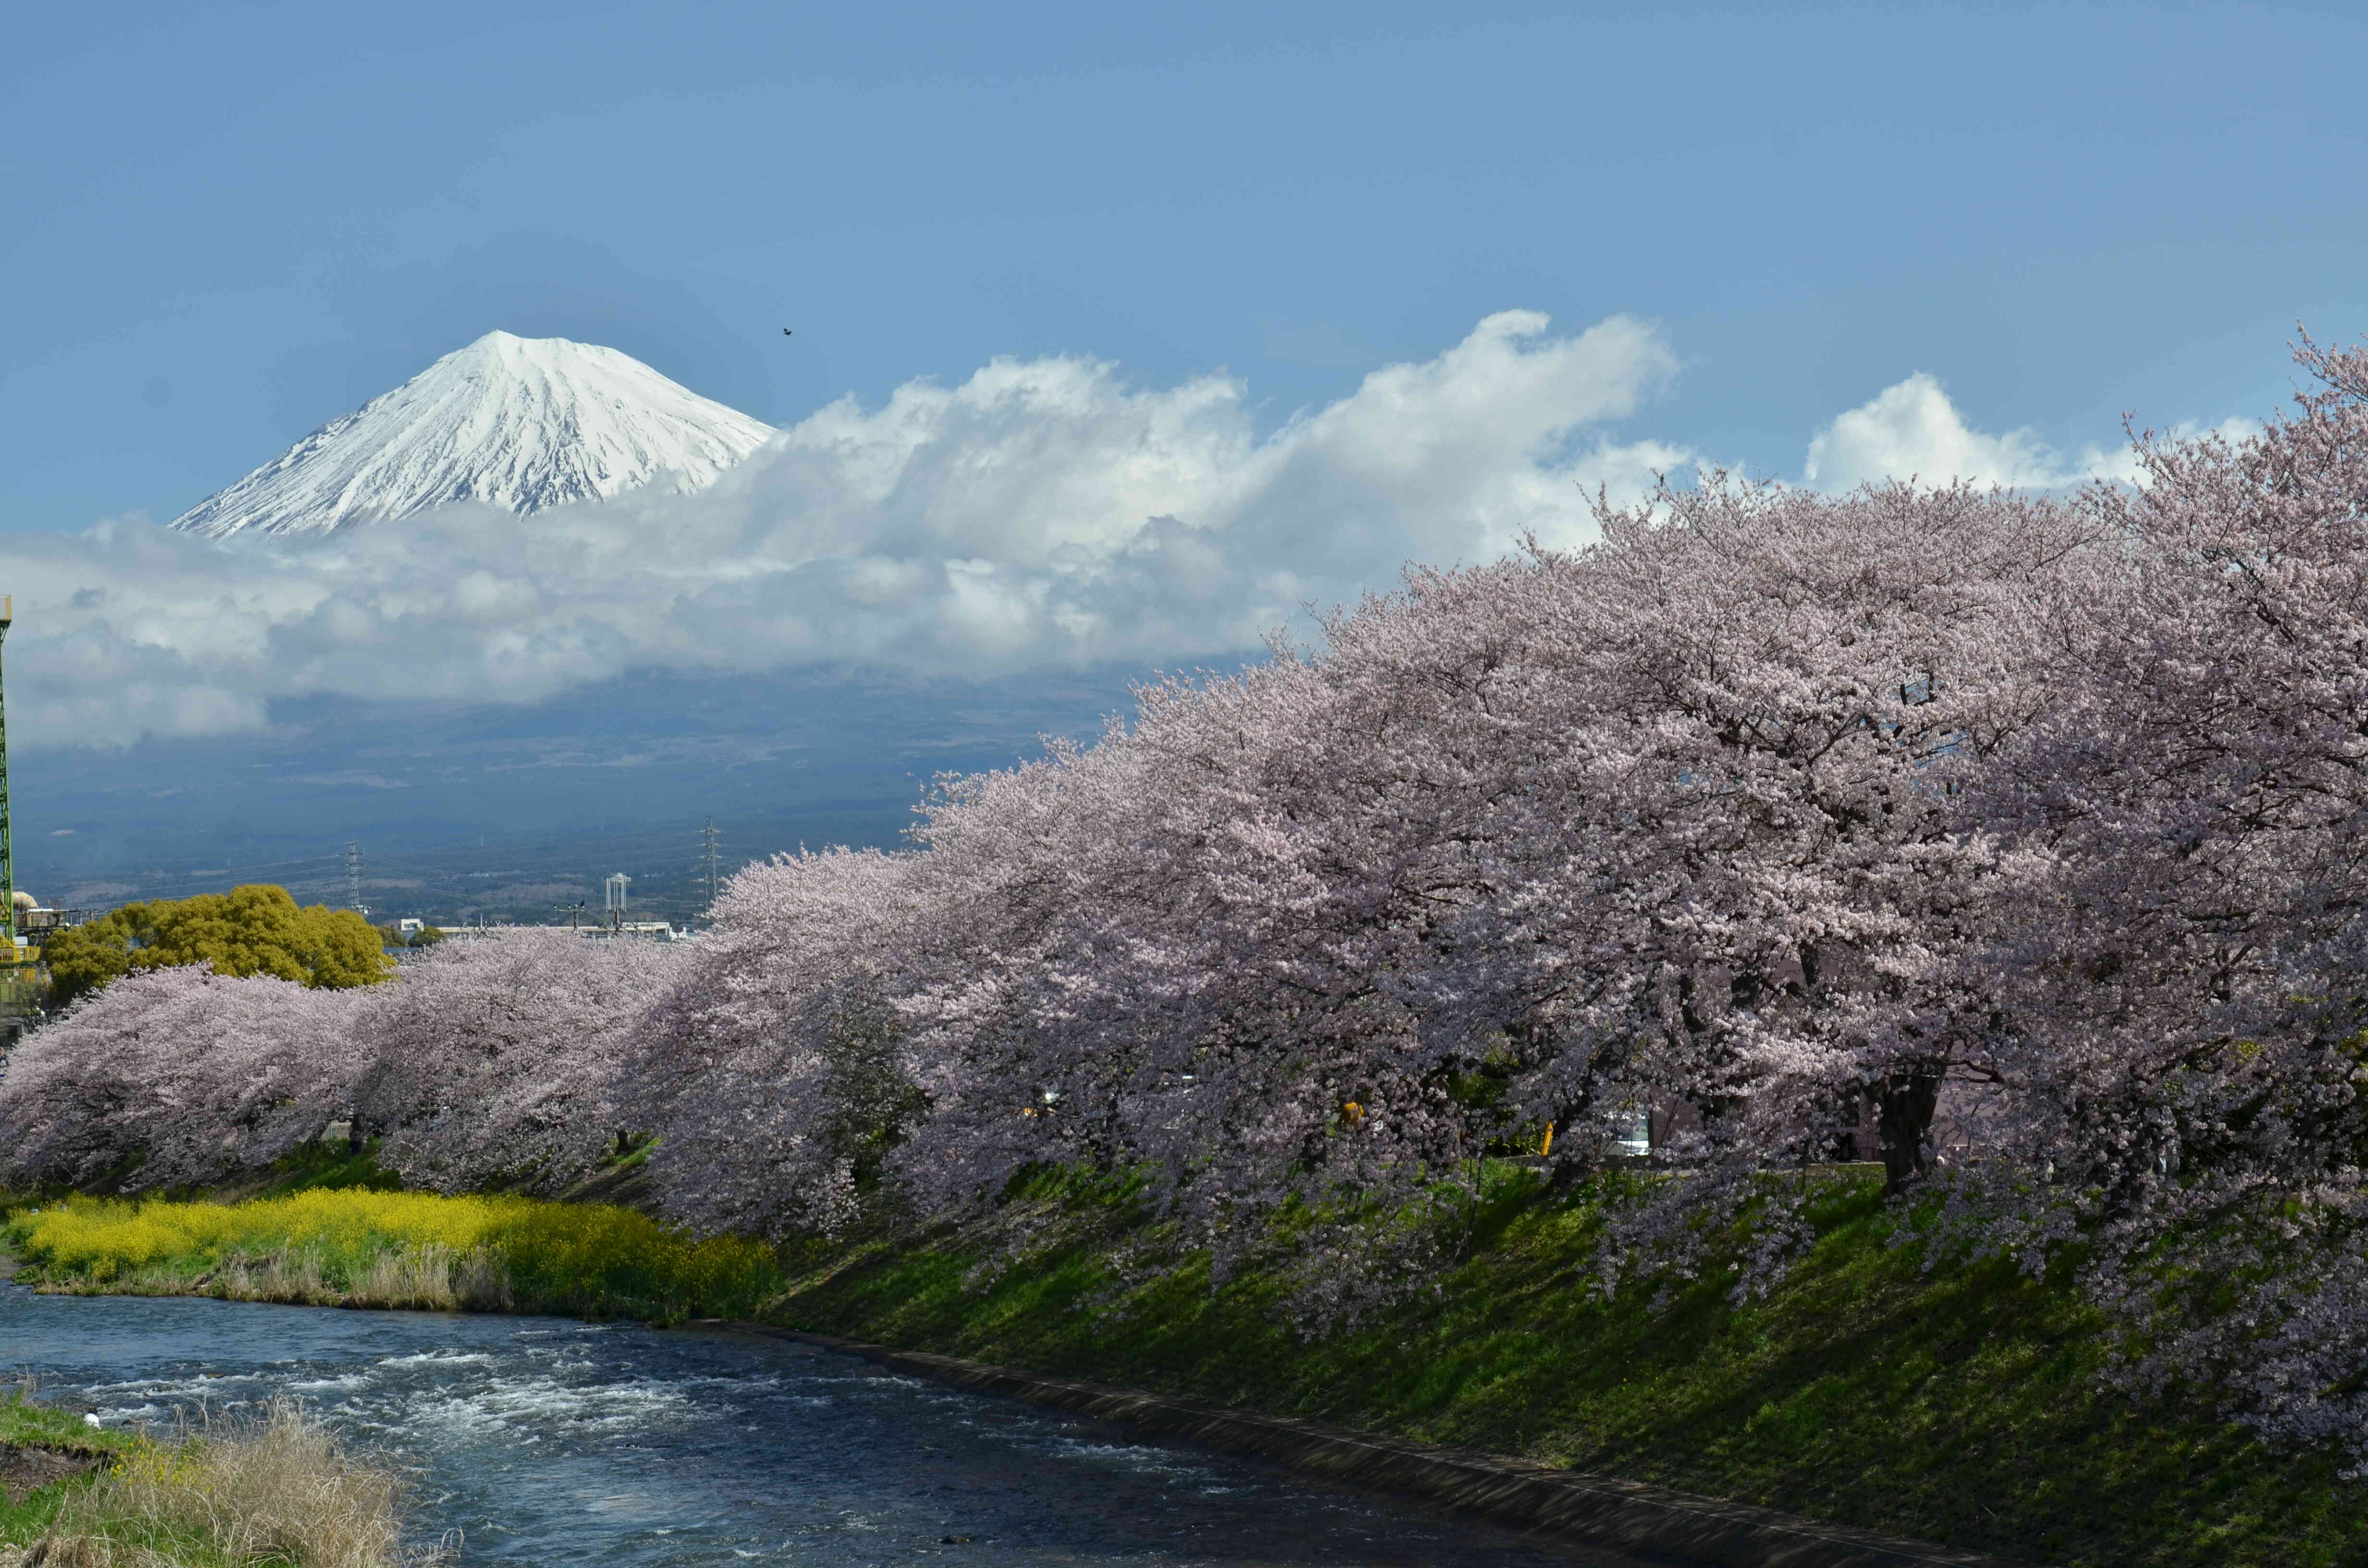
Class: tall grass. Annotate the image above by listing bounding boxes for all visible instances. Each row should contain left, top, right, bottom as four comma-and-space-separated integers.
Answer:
7, 1191, 781, 1323
2, 1398, 430, 1568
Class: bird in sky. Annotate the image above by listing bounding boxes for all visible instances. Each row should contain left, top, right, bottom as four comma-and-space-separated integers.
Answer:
781, 328, 793, 336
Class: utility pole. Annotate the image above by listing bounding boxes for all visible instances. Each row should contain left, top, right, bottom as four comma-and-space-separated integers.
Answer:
345, 841, 368, 919
553, 901, 586, 931
698, 816, 721, 923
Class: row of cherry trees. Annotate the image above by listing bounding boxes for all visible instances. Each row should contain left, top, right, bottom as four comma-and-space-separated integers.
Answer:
10, 336, 2368, 1453
634, 337, 2368, 1449
635, 476, 2109, 1288
0, 929, 686, 1198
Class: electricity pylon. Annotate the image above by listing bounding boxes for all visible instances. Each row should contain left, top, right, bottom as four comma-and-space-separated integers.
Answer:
698, 816, 722, 922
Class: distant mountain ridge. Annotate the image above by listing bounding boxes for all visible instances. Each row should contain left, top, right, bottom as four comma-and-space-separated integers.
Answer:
169, 331, 774, 538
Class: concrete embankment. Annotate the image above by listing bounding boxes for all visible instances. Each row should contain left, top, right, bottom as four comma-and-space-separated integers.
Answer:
718, 1324, 2043, 1568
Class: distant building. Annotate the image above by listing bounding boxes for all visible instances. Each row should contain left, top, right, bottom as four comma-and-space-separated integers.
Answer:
425, 919, 685, 942
15, 897, 95, 936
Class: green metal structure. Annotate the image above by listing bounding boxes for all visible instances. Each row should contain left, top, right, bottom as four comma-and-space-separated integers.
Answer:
0, 593, 13, 951
0, 592, 30, 1039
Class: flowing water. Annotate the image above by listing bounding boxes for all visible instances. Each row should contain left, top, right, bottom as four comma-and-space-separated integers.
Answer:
3, 1285, 1654, 1567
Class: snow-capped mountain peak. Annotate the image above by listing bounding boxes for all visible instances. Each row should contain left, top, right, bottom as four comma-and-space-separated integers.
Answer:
169, 331, 775, 538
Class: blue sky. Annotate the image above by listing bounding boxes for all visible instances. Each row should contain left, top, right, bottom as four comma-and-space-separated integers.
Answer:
10, 0, 2368, 898
10, 0, 2366, 534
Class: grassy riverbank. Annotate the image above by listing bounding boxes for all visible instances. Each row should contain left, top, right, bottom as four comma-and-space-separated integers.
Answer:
0, 1390, 128, 1555
763, 1169, 2354, 1568
0, 1393, 419, 1568
7, 1170, 2357, 1568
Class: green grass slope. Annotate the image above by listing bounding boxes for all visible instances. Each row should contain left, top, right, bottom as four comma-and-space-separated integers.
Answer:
8, 1161, 2360, 1566
764, 1170, 2359, 1568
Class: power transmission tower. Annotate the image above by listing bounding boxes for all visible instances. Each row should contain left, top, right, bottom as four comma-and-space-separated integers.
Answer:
345, 841, 369, 919
698, 816, 721, 923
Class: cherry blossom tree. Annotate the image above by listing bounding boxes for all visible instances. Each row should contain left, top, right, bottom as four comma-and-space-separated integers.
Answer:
0, 965, 364, 1190
745, 473, 2112, 1307
354, 926, 689, 1194
1541, 478, 2109, 1193
623, 847, 925, 1237
1, 927, 694, 1201
1953, 333, 2368, 1459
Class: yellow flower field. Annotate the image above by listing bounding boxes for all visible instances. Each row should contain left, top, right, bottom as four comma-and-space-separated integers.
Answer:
8, 1190, 782, 1323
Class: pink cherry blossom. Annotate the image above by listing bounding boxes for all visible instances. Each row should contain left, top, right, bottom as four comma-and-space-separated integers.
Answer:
0, 965, 364, 1190
356, 927, 690, 1194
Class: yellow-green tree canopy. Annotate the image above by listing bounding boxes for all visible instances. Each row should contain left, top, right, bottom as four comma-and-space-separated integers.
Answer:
44, 885, 395, 1009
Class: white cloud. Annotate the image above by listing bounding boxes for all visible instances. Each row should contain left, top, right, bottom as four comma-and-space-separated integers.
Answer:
1802, 372, 2116, 491
7, 325, 2284, 759
3, 310, 1686, 748
1802, 372, 2262, 494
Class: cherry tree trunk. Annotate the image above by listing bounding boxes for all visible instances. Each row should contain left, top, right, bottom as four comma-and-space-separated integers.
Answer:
1873, 1067, 1943, 1197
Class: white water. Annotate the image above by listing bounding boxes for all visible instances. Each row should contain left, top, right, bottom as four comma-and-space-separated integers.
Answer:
5, 1286, 1646, 1566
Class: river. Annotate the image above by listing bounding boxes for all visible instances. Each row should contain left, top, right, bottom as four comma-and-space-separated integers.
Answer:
4, 1285, 1653, 1566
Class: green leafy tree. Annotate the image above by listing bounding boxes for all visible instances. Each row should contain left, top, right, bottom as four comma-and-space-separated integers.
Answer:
44, 884, 395, 1009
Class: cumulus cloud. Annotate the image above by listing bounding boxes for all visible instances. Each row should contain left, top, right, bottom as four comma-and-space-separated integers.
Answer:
1802, 372, 2262, 494
1802, 373, 2116, 490
6, 310, 1687, 748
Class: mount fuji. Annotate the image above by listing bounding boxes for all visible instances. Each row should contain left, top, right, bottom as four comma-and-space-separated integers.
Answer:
169, 331, 775, 538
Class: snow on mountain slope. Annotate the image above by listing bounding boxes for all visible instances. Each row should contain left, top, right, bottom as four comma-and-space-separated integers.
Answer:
169, 331, 775, 537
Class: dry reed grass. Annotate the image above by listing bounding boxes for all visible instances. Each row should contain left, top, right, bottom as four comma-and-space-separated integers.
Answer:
45, 1246, 515, 1316
14, 1397, 443, 1568
207, 1246, 495, 1312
